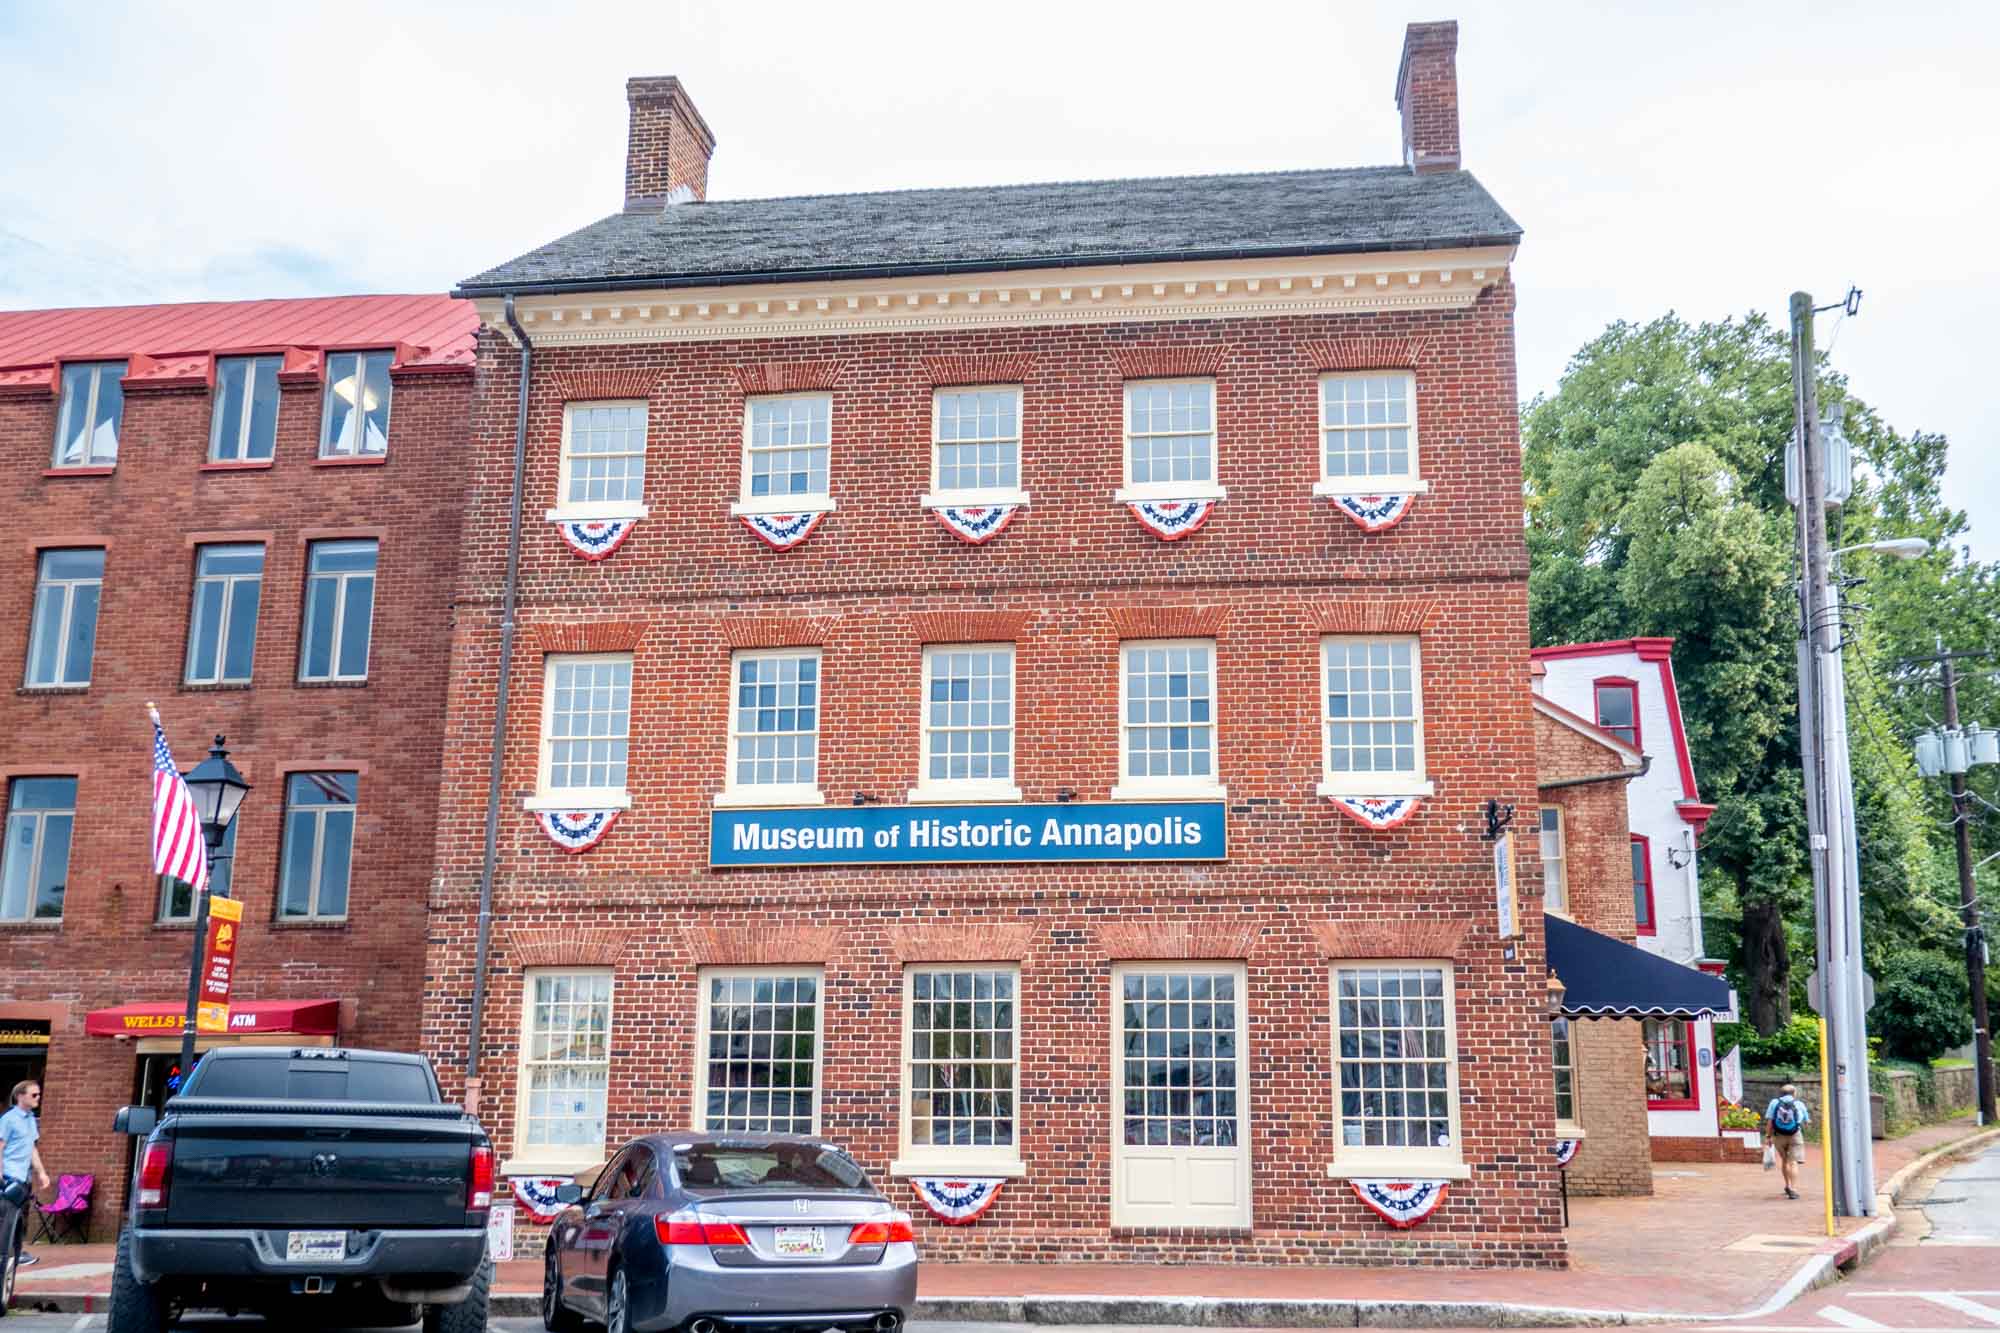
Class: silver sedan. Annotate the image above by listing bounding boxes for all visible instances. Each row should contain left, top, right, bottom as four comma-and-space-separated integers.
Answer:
542, 1133, 918, 1333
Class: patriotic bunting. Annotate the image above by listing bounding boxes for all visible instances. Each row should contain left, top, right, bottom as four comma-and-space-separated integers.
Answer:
509, 1176, 574, 1222
1127, 498, 1216, 541
1552, 1139, 1581, 1168
1327, 492, 1418, 534
553, 518, 638, 561
1351, 1178, 1450, 1229
740, 509, 830, 551
930, 505, 1020, 545
909, 1177, 1004, 1225
1329, 795, 1421, 831
533, 808, 621, 853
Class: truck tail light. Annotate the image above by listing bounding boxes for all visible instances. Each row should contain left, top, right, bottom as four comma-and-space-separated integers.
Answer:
138, 1141, 173, 1208
468, 1145, 496, 1211
848, 1216, 915, 1245
656, 1213, 750, 1246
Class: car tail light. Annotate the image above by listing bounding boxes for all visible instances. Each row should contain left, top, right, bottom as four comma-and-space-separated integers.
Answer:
138, 1141, 172, 1208
849, 1217, 915, 1245
656, 1213, 750, 1246
467, 1145, 496, 1211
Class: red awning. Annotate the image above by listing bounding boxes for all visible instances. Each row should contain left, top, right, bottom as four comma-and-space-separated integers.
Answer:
85, 999, 341, 1038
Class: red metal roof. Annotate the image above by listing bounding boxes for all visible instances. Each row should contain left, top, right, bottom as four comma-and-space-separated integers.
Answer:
0, 294, 478, 378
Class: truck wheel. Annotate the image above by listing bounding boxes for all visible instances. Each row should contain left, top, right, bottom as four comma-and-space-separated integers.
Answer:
108, 1228, 170, 1333
422, 1257, 491, 1333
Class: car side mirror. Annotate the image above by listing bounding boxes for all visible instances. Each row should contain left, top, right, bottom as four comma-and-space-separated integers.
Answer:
114, 1106, 158, 1137
555, 1183, 582, 1204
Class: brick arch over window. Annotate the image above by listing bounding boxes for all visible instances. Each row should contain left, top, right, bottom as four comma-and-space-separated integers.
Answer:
717, 613, 841, 650
1312, 918, 1471, 960
525, 621, 649, 655
1111, 344, 1230, 380
682, 924, 846, 966
1309, 600, 1438, 635
1302, 336, 1431, 371
921, 353, 1037, 387
885, 922, 1041, 963
505, 926, 627, 968
548, 369, 660, 402
909, 610, 1033, 644
1105, 606, 1230, 639
1096, 921, 1258, 961
730, 360, 847, 395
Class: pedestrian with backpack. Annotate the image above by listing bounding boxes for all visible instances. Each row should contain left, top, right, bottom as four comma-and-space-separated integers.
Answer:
1763, 1082, 1812, 1199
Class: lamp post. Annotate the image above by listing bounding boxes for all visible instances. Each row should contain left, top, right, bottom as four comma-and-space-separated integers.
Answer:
177, 736, 251, 1079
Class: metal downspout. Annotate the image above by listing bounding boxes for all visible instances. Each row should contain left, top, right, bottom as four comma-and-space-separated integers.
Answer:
466, 295, 533, 1095
1535, 754, 1652, 791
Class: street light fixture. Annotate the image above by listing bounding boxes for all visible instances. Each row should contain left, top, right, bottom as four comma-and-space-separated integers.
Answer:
177, 736, 251, 1078
1831, 537, 1931, 561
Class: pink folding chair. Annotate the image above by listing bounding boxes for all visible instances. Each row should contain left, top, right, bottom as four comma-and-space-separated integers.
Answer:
29, 1174, 91, 1244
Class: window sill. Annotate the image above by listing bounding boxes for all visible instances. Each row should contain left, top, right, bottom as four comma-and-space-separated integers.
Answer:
889, 1157, 1026, 1179
1556, 1122, 1587, 1140
1647, 1098, 1699, 1112
179, 681, 254, 693
1109, 782, 1228, 802
906, 783, 1023, 805
17, 684, 89, 696
1113, 482, 1227, 504
295, 678, 371, 689
42, 466, 116, 478
271, 917, 349, 931
313, 453, 389, 467
1325, 1158, 1471, 1181
500, 1153, 604, 1178
919, 490, 1031, 510
546, 504, 651, 523
523, 793, 632, 812
731, 497, 837, 518
200, 460, 275, 473
1316, 778, 1435, 799
713, 787, 825, 808
153, 919, 198, 931
1314, 479, 1431, 498
0, 919, 62, 933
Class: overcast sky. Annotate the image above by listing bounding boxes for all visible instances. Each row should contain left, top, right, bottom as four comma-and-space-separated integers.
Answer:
3, 1, 1992, 560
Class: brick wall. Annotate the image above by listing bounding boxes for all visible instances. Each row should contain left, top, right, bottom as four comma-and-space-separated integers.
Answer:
426, 282, 1570, 1267
0, 358, 467, 1235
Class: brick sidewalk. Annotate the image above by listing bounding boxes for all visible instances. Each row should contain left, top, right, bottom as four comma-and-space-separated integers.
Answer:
14, 1118, 1985, 1319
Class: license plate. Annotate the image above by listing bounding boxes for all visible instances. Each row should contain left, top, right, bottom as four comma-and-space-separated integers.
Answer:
286, 1230, 346, 1262
773, 1226, 825, 1257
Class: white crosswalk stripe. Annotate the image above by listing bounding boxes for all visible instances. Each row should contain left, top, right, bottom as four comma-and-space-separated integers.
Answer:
1917, 1293, 2000, 1326
1815, 1306, 1893, 1330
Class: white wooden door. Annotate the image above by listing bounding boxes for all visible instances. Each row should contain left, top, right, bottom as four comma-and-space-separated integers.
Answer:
1110, 963, 1250, 1228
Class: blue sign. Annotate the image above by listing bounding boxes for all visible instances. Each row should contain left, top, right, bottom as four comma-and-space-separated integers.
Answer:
711, 801, 1226, 868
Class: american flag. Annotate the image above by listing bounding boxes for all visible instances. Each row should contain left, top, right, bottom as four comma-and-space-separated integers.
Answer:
151, 712, 208, 893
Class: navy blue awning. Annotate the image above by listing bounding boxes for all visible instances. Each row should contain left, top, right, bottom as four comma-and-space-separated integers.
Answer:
1544, 913, 1732, 1020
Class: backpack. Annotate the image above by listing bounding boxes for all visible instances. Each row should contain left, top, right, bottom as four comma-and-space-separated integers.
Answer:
1771, 1096, 1802, 1134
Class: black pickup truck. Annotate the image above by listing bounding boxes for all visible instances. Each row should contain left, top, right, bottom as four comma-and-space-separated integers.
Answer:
110, 1046, 493, 1333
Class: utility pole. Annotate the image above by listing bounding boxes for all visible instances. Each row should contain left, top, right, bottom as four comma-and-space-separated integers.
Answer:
1939, 655, 1997, 1124
1789, 290, 1876, 1215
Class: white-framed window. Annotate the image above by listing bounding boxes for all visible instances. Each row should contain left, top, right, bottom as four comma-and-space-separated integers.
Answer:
52, 361, 126, 468
913, 644, 1019, 802
209, 355, 282, 462
1318, 636, 1430, 798
719, 649, 821, 807
185, 544, 264, 686
894, 965, 1023, 1176
319, 350, 393, 457
922, 386, 1027, 506
733, 393, 834, 516
1113, 639, 1223, 800
25, 548, 104, 688
1315, 372, 1424, 494
1539, 806, 1569, 915
529, 654, 633, 809
551, 401, 649, 519
1116, 380, 1225, 503
298, 540, 376, 683
1328, 962, 1464, 1177
1552, 1016, 1579, 1127
695, 968, 822, 1134
1, 777, 75, 921
277, 772, 358, 920
515, 969, 613, 1170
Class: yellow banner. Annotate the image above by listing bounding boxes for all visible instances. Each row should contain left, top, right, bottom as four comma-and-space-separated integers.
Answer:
195, 896, 245, 1034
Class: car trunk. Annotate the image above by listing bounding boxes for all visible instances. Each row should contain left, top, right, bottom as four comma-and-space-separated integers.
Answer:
692, 1190, 889, 1265
165, 1113, 475, 1229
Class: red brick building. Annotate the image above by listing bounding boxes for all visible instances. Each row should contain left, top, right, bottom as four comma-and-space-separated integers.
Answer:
426, 24, 1579, 1265
0, 294, 475, 1233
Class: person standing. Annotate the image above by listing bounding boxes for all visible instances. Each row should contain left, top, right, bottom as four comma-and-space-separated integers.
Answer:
0, 1081, 50, 1268
1763, 1082, 1813, 1200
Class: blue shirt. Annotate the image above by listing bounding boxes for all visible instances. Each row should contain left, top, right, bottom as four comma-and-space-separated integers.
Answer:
0, 1105, 37, 1181
1764, 1095, 1811, 1130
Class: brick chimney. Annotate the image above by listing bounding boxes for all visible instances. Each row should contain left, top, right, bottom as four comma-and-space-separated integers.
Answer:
1394, 21, 1461, 174
624, 76, 717, 211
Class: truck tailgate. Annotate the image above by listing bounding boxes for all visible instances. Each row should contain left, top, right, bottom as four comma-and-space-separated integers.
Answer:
164, 1108, 479, 1229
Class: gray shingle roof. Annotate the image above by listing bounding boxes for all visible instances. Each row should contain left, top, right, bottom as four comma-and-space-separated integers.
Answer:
457, 166, 1520, 296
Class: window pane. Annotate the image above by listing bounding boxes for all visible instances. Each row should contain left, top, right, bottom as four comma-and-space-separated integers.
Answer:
702, 970, 819, 1133
548, 658, 631, 791
211, 357, 249, 460
908, 968, 1016, 1149
62, 583, 99, 685
186, 579, 225, 682
55, 364, 93, 466
524, 971, 613, 1150
13, 778, 75, 810
924, 648, 1012, 784
360, 353, 392, 453
1124, 642, 1214, 780
246, 356, 281, 459
1632, 839, 1652, 926
301, 576, 336, 680
0, 815, 34, 920
31, 813, 70, 918
1334, 965, 1451, 1152
935, 389, 1021, 492
1324, 638, 1420, 779
26, 584, 63, 686
310, 541, 377, 573
1322, 373, 1414, 480
223, 574, 261, 680
315, 808, 354, 918
91, 367, 124, 463
336, 574, 374, 678
746, 397, 831, 500
731, 653, 818, 788
280, 809, 319, 917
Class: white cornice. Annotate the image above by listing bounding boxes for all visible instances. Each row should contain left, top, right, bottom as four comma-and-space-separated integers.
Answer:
475, 247, 1515, 348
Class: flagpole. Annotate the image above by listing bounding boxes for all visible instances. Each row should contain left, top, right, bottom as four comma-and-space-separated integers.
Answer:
151, 703, 215, 1082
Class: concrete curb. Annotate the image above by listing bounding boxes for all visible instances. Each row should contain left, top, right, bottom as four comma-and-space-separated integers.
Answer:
15, 1131, 1997, 1328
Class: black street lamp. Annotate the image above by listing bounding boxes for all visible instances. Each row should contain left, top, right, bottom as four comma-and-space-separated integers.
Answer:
177, 736, 251, 1078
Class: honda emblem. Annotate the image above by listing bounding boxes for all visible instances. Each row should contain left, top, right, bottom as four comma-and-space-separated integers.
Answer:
794, 1199, 808, 1214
